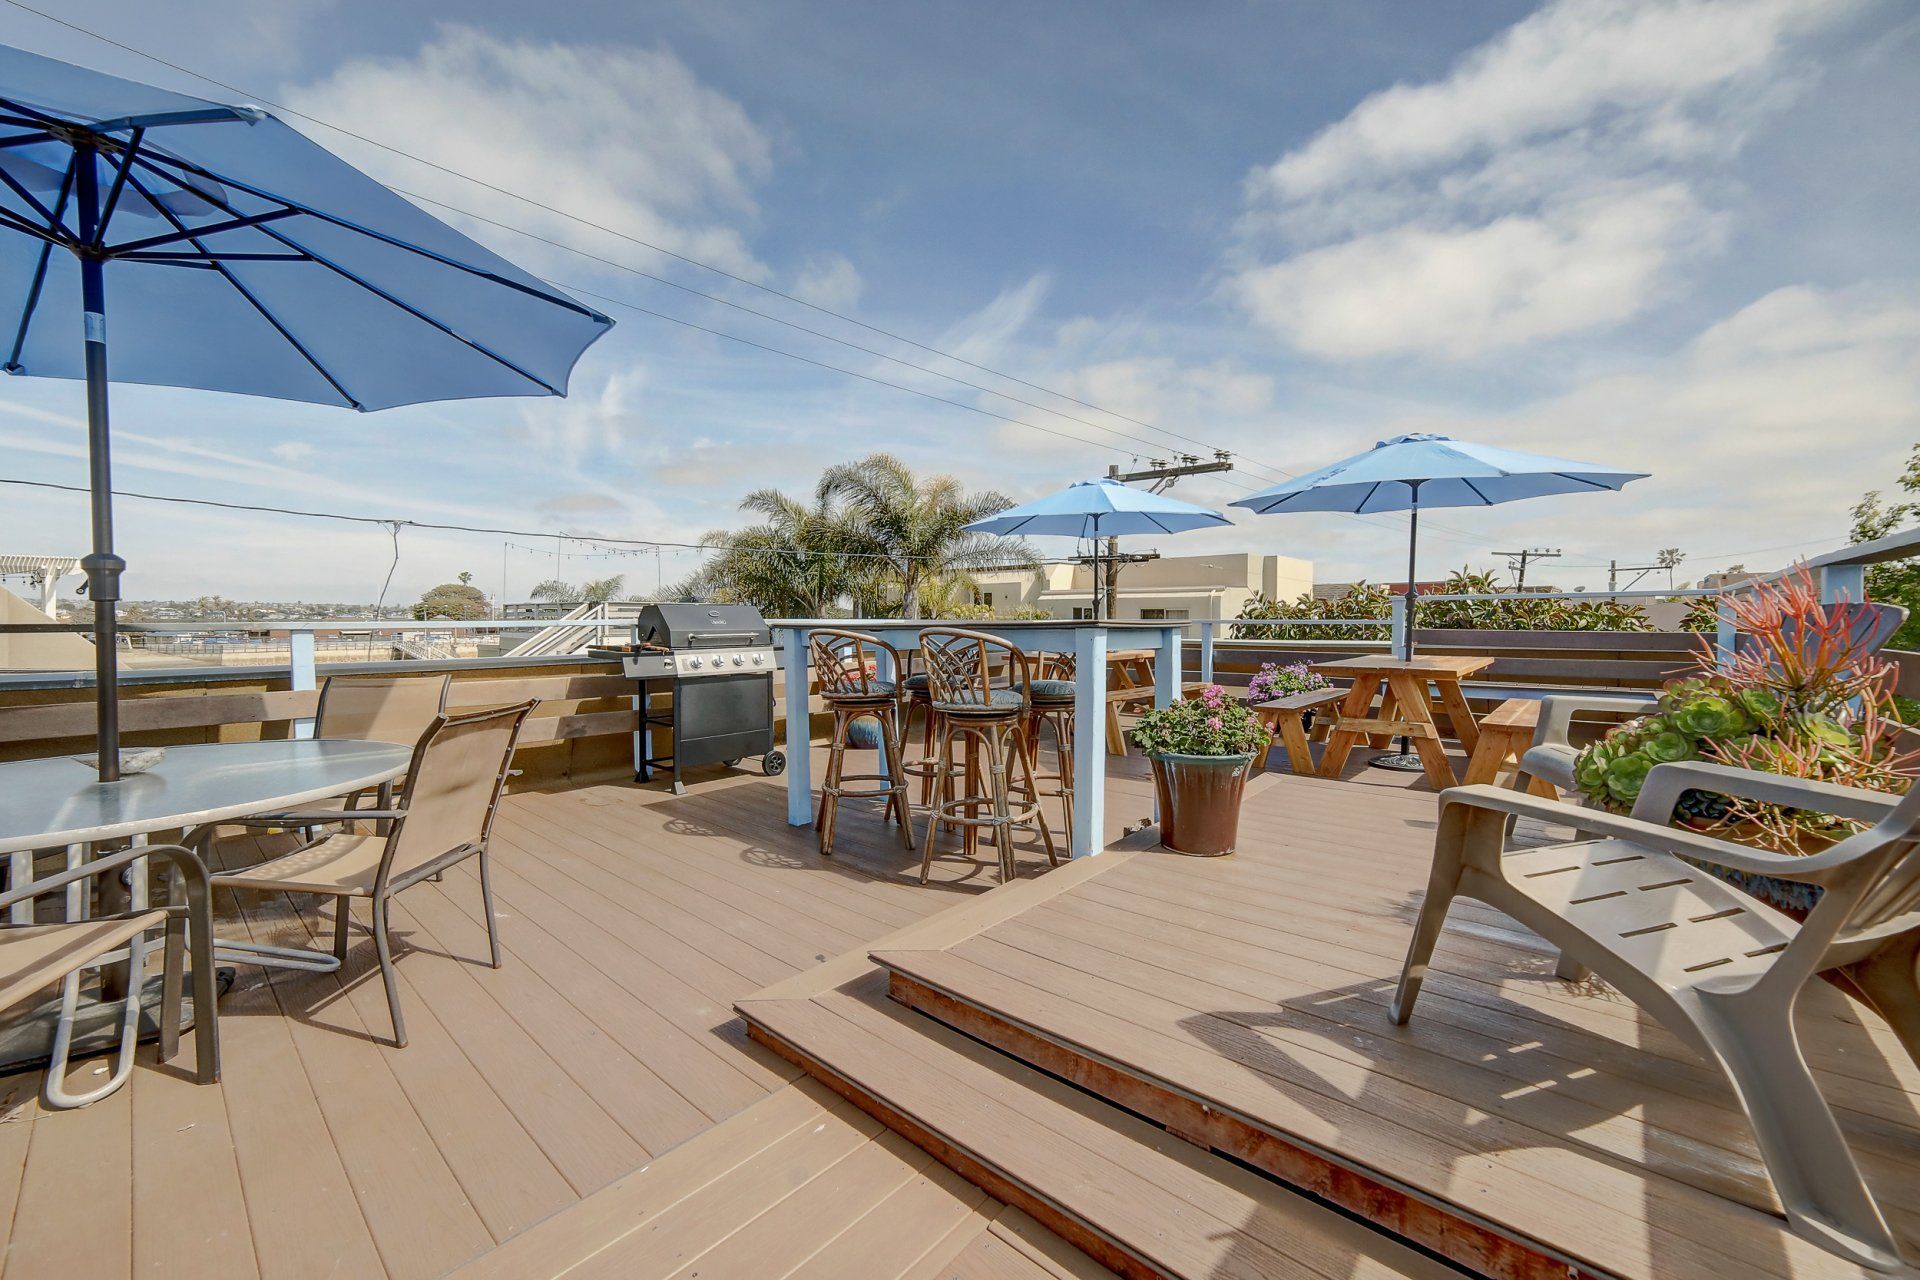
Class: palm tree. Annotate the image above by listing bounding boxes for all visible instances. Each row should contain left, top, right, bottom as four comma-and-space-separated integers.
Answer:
817, 454, 1030, 618
696, 488, 871, 617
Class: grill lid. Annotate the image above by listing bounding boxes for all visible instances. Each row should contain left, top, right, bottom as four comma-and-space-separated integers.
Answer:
636, 603, 771, 649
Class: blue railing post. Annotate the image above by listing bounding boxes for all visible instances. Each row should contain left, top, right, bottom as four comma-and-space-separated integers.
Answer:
288, 629, 317, 739
1199, 620, 1216, 685
781, 627, 813, 826
1820, 563, 1864, 604
1715, 596, 1737, 670
1389, 595, 1409, 657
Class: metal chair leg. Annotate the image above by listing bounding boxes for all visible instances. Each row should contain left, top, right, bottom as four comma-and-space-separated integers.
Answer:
371, 893, 407, 1048
333, 899, 352, 964
43, 930, 149, 1110
478, 848, 503, 969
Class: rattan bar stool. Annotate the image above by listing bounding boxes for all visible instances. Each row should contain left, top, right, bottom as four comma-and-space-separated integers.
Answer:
810, 629, 915, 857
918, 628, 1056, 884
896, 661, 941, 807
1022, 652, 1078, 853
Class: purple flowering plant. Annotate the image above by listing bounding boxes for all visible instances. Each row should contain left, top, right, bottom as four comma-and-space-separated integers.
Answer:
1130, 683, 1272, 758
1245, 661, 1330, 704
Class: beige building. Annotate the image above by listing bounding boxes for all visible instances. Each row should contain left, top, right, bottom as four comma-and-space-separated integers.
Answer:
968, 552, 1312, 624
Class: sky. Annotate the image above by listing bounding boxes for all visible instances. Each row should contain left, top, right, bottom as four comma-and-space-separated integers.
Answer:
0, 0, 1915, 607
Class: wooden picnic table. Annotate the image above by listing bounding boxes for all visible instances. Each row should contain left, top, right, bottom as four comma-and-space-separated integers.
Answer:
1104, 648, 1208, 755
1309, 654, 1496, 789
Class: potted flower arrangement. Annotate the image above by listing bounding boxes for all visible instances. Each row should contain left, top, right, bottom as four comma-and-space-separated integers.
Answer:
1571, 568, 1916, 912
1131, 684, 1272, 856
1246, 662, 1332, 725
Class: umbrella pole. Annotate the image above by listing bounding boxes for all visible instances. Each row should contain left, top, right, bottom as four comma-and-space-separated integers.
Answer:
75, 157, 124, 783
1371, 484, 1425, 772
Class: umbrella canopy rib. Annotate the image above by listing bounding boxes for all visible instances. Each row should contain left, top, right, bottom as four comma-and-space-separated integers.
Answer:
125, 159, 560, 396
131, 148, 609, 323
5, 156, 70, 369
119, 168, 362, 409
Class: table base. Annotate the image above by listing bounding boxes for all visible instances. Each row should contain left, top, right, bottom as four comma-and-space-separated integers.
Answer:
1367, 750, 1429, 773
0, 968, 233, 1077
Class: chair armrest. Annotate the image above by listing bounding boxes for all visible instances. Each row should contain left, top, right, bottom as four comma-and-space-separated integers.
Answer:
1533, 694, 1654, 750
0, 842, 210, 913
1631, 761, 1901, 829
1438, 785, 1873, 885
262, 809, 405, 824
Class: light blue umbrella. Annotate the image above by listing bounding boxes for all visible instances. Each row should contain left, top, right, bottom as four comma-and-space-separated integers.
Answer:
0, 44, 613, 778
1231, 432, 1646, 770
966, 477, 1229, 617
1232, 433, 1647, 656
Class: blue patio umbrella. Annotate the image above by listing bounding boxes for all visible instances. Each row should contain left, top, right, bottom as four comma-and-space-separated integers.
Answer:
0, 44, 613, 779
965, 477, 1229, 618
1231, 432, 1647, 766
1232, 433, 1648, 655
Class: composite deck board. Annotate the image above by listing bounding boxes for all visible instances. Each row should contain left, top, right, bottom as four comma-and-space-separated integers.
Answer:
742, 974, 1451, 1280
0, 766, 1004, 1279
1076, 861, 1920, 1137
452, 1078, 1110, 1280
870, 771, 1920, 1280
212, 839, 499, 1280
129, 1020, 259, 1280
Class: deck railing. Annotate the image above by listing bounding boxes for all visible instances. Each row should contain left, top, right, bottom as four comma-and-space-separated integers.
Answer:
1, 528, 1909, 767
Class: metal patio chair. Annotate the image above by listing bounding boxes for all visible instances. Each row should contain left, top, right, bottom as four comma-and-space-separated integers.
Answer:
0, 843, 219, 1108
1392, 762, 1920, 1270
210, 701, 534, 1048
239, 673, 452, 835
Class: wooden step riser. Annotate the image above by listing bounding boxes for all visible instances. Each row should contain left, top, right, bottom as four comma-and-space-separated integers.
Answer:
882, 968, 1609, 1280
745, 1019, 1165, 1280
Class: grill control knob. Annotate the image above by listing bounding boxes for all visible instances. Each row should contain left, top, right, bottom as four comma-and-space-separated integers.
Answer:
732, 655, 745, 666
687, 656, 702, 669
750, 654, 764, 666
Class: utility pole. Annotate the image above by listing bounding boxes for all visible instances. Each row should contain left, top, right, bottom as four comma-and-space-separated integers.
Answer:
1098, 452, 1234, 618
1607, 559, 1663, 593
1493, 546, 1560, 591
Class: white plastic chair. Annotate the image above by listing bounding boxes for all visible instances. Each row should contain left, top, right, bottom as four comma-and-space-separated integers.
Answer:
1392, 762, 1919, 1271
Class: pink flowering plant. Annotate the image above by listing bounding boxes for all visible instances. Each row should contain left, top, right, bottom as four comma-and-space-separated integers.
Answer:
1244, 661, 1329, 704
1130, 683, 1272, 758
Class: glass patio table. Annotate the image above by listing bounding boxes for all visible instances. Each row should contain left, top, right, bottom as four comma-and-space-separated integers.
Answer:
0, 739, 412, 1064
770, 620, 1188, 857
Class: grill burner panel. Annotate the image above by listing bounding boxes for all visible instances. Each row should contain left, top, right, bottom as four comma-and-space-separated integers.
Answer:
587, 604, 784, 793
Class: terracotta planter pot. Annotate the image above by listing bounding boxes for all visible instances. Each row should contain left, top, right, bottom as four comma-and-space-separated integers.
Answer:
1149, 751, 1255, 857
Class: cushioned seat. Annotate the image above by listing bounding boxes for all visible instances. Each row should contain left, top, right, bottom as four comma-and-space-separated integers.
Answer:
901, 673, 929, 692
933, 688, 1025, 714
1027, 678, 1076, 701
822, 678, 896, 700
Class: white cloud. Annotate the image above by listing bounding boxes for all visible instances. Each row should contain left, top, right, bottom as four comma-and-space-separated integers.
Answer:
1233, 183, 1716, 359
516, 369, 647, 464
1382, 283, 1920, 566
791, 254, 865, 311
1258, 0, 1851, 201
284, 24, 775, 280
270, 441, 317, 466
1230, 0, 1860, 361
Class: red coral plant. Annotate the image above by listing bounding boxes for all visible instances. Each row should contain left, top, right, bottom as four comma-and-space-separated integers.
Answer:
1693, 565, 1917, 852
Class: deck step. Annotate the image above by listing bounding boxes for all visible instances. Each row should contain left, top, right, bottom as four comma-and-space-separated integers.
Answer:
738, 972, 1452, 1280
450, 1076, 1107, 1280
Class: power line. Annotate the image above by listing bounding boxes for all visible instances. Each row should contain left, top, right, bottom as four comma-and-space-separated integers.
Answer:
0, 0, 1514, 554
0, 0, 1250, 469
0, 474, 1028, 565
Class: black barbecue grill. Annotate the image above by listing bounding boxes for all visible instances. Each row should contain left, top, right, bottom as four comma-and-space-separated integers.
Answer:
588, 603, 785, 793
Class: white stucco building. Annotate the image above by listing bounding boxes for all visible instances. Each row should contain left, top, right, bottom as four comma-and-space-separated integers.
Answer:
967, 552, 1313, 624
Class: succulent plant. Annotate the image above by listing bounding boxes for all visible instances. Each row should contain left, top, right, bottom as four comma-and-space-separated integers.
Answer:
1604, 752, 1654, 802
